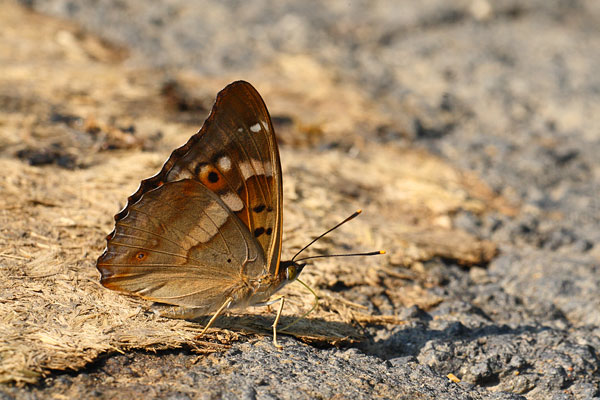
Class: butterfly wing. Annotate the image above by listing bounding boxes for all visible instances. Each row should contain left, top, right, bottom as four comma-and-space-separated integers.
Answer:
98, 179, 265, 312
97, 81, 283, 309
111, 81, 282, 275
165, 81, 283, 276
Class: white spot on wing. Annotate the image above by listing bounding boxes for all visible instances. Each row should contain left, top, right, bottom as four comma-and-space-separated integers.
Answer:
264, 162, 273, 177
221, 192, 244, 212
250, 123, 261, 133
167, 166, 194, 180
251, 159, 264, 175
218, 156, 232, 172
198, 164, 211, 177
239, 159, 265, 179
187, 200, 229, 243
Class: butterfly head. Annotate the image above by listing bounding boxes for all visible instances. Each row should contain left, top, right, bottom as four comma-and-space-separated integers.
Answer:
279, 260, 306, 284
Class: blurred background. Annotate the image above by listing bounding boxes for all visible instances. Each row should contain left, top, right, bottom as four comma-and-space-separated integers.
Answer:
12, 0, 600, 220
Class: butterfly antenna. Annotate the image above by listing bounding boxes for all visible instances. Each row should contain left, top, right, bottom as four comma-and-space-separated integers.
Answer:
294, 250, 385, 263
291, 209, 385, 262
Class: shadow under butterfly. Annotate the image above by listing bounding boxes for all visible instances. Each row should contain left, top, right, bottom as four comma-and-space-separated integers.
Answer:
96, 80, 383, 347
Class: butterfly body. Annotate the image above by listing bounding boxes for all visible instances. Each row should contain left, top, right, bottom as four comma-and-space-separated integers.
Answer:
97, 81, 299, 322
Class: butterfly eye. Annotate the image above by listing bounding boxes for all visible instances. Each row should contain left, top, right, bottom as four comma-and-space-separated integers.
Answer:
286, 265, 297, 281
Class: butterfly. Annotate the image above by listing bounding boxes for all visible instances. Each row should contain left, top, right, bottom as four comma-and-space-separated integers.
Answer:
97, 81, 382, 347
97, 81, 308, 347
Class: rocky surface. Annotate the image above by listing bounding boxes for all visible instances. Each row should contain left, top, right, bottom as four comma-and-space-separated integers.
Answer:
2, 0, 599, 398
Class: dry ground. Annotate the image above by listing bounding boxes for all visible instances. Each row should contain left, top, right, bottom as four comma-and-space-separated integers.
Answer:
0, 2, 505, 385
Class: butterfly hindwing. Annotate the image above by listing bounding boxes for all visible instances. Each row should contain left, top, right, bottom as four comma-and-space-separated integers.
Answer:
98, 179, 267, 311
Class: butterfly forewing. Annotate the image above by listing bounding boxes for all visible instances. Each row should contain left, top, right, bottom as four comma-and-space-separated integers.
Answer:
165, 82, 283, 275
97, 81, 284, 311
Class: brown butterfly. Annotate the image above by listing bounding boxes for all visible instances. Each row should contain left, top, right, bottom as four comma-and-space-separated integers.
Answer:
97, 81, 308, 347
97, 81, 381, 347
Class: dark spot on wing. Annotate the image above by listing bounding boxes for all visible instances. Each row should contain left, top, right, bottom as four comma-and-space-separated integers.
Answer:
265, 227, 272, 235
208, 171, 219, 183
254, 227, 265, 237
253, 204, 266, 213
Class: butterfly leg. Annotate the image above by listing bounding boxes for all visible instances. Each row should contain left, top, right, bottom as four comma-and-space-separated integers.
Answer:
197, 297, 233, 337
255, 296, 287, 348
279, 278, 319, 332
271, 296, 285, 349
